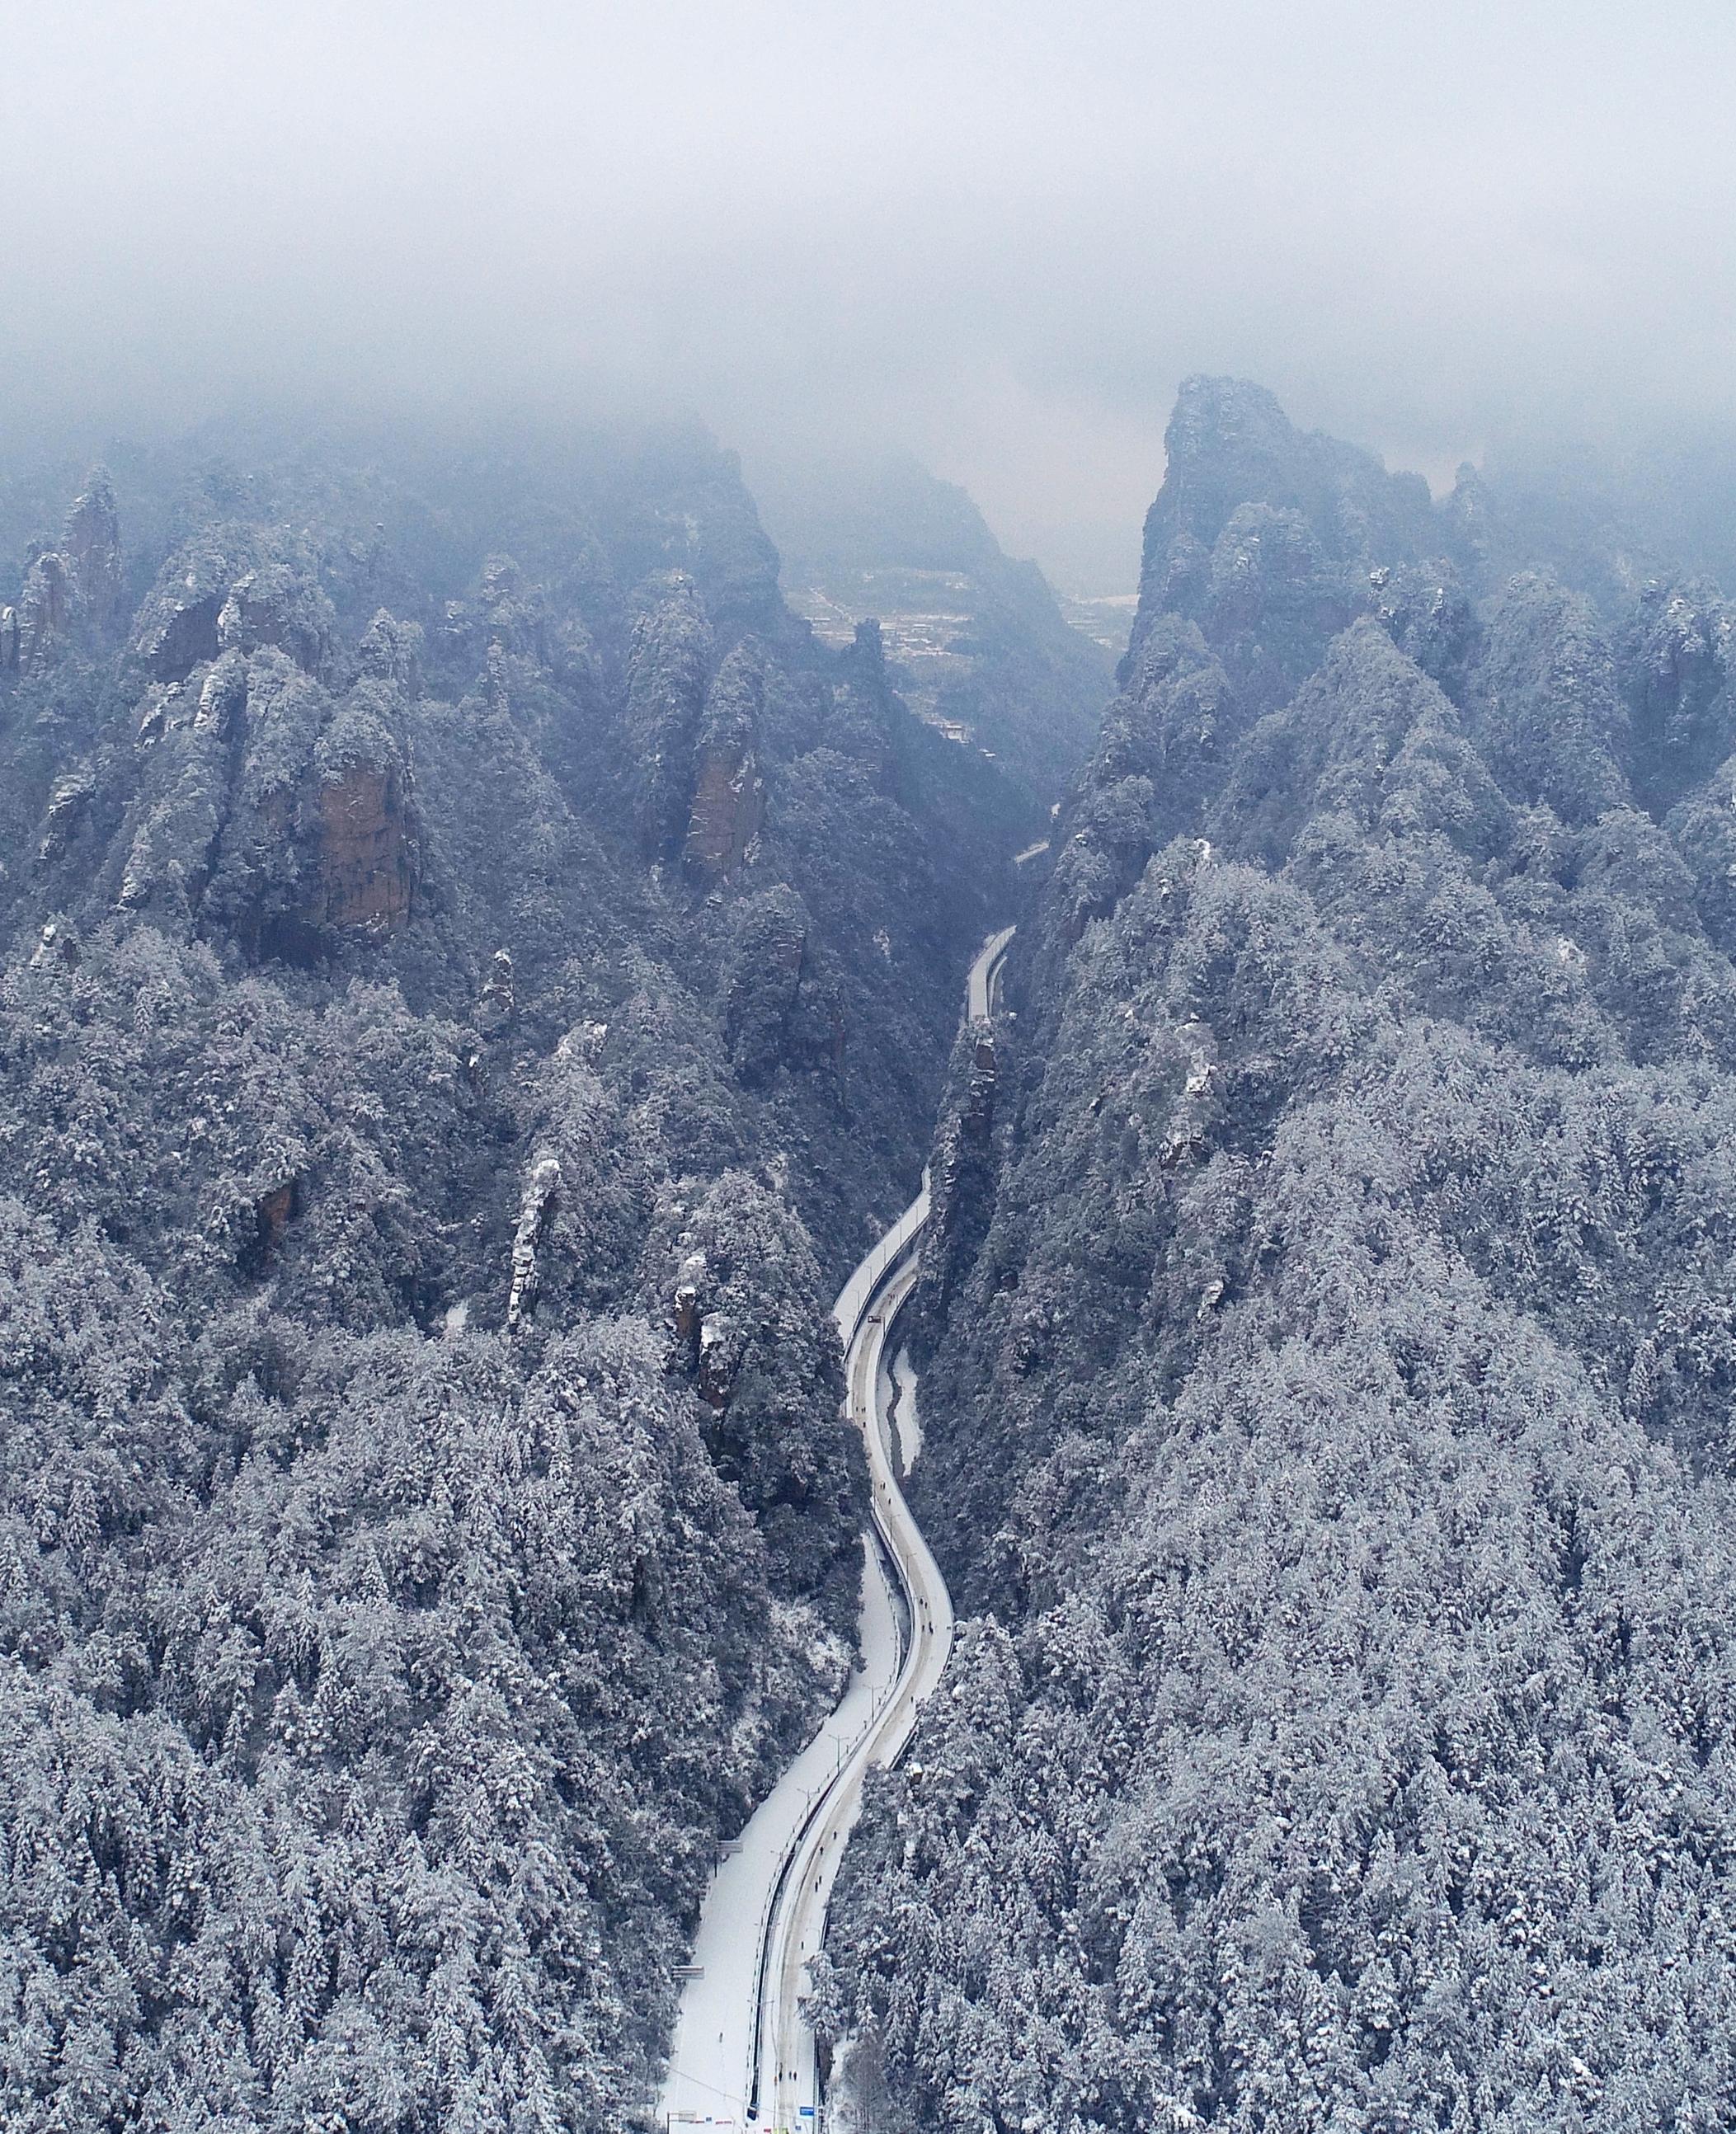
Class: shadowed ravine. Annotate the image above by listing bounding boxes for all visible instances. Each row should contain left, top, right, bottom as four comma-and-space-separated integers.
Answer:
659, 926, 1014, 2130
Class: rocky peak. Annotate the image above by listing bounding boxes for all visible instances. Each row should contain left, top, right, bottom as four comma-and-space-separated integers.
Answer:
1470, 572, 1628, 822
1141, 380, 1433, 590
133, 538, 234, 681
478, 555, 549, 661
850, 615, 886, 674
596, 425, 784, 635
1367, 559, 1476, 689
1127, 376, 1442, 699
62, 469, 125, 639
14, 552, 75, 670
685, 640, 766, 884
1160, 376, 1304, 541
216, 566, 335, 675
2, 471, 126, 675
1618, 580, 1736, 816
1442, 460, 1491, 563
624, 574, 713, 858
358, 609, 425, 693
134, 531, 333, 684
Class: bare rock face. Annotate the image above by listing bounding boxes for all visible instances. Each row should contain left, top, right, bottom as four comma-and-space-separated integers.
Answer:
478, 947, 515, 1035
717, 882, 847, 1084
28, 919, 80, 971
149, 595, 224, 681
358, 609, 425, 693
685, 639, 766, 882
3, 472, 126, 675
308, 759, 416, 935
662, 1242, 742, 1409
624, 576, 713, 858
696, 1313, 741, 1409
63, 472, 125, 640
917, 1018, 1003, 1328
38, 773, 95, 865
248, 1177, 300, 1272
134, 532, 332, 684
685, 741, 764, 881
134, 551, 227, 682
194, 651, 248, 740
17, 552, 74, 670
216, 562, 336, 675
672, 1249, 707, 1349
116, 638, 421, 961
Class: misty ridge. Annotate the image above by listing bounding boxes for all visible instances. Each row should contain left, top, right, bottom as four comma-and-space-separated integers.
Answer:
6, 6, 1736, 2133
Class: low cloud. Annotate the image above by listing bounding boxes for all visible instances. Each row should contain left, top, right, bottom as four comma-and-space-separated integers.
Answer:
5, 0, 1733, 586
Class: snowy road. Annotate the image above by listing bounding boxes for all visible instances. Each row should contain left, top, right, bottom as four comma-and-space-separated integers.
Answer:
659, 925, 1013, 2132
969, 924, 1015, 1022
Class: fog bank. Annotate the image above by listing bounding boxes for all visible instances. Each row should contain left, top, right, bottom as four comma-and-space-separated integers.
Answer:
5, 0, 1733, 586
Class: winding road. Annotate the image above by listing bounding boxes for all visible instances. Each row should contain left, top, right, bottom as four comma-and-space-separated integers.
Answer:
658, 925, 1013, 2131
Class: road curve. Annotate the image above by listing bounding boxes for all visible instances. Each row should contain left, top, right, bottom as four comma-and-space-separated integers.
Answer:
756, 1249, 951, 2127
969, 924, 1015, 1022
660, 925, 1013, 2131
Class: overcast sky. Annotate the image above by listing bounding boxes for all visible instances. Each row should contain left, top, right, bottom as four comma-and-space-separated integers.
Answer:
4, 0, 1733, 587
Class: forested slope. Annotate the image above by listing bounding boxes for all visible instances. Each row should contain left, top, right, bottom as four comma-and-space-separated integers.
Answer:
0, 426, 1031, 2129
821, 379, 1736, 2131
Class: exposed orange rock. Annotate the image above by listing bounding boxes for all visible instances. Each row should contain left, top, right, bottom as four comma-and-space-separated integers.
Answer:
311, 762, 416, 933
256, 1179, 297, 1253
685, 740, 764, 882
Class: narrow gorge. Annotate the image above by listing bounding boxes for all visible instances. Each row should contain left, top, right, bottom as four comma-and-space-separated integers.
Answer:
11, 379, 1736, 2134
